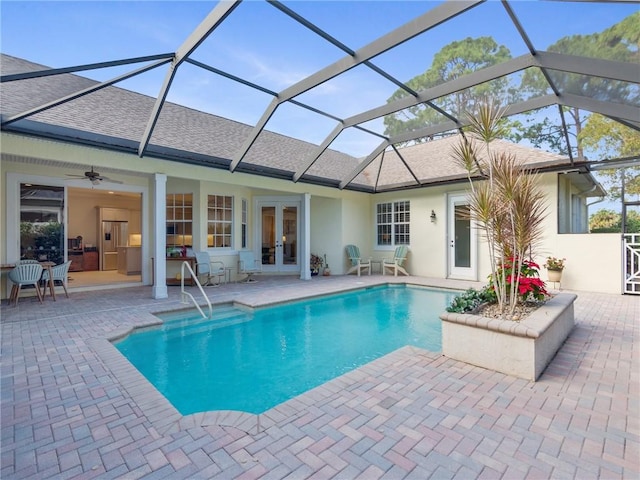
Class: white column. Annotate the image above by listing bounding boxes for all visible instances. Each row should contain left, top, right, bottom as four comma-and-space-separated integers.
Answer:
152, 173, 168, 299
301, 192, 311, 280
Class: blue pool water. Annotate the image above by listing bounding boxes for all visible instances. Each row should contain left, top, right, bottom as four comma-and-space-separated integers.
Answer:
115, 285, 457, 415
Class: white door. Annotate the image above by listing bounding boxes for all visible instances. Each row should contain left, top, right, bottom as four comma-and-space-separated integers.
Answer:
448, 193, 477, 280
257, 200, 300, 273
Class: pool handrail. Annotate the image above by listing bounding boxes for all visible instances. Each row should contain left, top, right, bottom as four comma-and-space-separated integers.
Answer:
180, 260, 212, 319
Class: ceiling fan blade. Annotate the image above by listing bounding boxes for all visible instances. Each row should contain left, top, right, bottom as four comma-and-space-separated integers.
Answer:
97, 176, 123, 184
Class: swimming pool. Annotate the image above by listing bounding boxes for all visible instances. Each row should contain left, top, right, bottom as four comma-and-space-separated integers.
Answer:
115, 285, 457, 415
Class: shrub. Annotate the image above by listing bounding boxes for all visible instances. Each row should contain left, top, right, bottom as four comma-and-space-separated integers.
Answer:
446, 288, 492, 313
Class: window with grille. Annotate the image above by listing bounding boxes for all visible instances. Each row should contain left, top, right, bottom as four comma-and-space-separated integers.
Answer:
376, 201, 410, 246
207, 195, 233, 248
166, 193, 192, 247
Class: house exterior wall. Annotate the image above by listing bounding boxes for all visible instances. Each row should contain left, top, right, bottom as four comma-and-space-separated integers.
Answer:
1, 132, 624, 297
371, 186, 451, 278
368, 172, 622, 294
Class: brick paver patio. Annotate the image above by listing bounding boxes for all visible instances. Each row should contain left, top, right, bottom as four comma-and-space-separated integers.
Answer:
1, 275, 638, 479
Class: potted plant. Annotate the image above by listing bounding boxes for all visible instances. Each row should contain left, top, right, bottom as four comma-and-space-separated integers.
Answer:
544, 256, 566, 283
310, 253, 323, 276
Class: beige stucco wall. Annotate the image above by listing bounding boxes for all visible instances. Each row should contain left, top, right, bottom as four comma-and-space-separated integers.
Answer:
370, 186, 450, 278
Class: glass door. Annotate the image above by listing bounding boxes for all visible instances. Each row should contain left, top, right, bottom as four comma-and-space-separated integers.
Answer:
448, 193, 477, 279
259, 201, 299, 273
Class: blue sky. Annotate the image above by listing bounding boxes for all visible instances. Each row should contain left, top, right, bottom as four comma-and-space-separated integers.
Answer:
2, 0, 637, 210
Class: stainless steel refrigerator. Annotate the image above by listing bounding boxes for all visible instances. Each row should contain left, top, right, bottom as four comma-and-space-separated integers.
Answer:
101, 221, 128, 270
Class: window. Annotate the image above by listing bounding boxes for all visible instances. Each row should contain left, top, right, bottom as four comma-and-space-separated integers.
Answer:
241, 198, 247, 249
166, 193, 192, 247
377, 201, 410, 246
207, 195, 233, 248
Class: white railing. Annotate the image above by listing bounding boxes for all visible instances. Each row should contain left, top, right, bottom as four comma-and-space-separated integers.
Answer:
179, 261, 212, 318
623, 234, 640, 295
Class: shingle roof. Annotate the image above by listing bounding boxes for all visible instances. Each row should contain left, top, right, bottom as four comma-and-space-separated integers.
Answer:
0, 54, 593, 192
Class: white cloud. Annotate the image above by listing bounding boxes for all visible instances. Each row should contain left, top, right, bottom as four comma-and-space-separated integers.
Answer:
228, 47, 309, 89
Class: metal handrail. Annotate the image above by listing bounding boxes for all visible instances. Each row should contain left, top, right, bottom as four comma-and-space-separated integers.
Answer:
180, 261, 212, 318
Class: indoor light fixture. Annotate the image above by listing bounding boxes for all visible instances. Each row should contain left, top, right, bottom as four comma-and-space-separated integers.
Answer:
430, 210, 437, 223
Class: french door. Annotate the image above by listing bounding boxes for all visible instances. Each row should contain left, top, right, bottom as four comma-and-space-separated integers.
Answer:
257, 199, 300, 273
448, 193, 477, 280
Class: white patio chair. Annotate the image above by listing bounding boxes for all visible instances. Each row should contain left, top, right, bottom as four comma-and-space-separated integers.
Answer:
238, 250, 261, 283
194, 251, 225, 287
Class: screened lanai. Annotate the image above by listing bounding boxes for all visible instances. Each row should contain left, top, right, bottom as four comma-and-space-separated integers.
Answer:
1, 0, 638, 193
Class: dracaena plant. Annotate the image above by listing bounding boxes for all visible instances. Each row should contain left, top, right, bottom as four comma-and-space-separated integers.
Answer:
450, 98, 548, 318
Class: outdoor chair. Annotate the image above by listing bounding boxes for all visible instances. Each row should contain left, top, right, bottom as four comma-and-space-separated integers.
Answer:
194, 251, 225, 287
8, 263, 44, 306
238, 250, 261, 283
41, 260, 72, 298
382, 245, 409, 276
345, 244, 371, 276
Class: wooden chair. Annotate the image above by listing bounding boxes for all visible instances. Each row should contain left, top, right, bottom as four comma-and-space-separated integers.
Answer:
41, 260, 72, 298
382, 246, 409, 276
8, 263, 44, 306
345, 244, 371, 276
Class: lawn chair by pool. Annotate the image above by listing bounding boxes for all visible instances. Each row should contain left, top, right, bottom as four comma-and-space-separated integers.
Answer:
194, 251, 225, 287
238, 250, 261, 283
345, 244, 371, 276
382, 246, 409, 276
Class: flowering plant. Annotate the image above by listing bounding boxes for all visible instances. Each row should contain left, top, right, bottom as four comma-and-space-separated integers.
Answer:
544, 256, 566, 270
310, 253, 324, 271
486, 257, 548, 302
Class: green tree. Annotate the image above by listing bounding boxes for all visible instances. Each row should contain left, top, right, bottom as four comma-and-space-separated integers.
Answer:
383, 37, 517, 142
517, 11, 639, 157
590, 209, 640, 233
579, 117, 640, 201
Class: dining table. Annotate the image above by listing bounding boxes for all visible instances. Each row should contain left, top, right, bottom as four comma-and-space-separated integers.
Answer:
1, 261, 57, 302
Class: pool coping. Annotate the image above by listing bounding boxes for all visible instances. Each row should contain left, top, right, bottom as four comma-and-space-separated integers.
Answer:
90, 333, 433, 436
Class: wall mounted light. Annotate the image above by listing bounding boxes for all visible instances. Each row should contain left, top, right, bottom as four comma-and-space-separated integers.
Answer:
430, 210, 437, 223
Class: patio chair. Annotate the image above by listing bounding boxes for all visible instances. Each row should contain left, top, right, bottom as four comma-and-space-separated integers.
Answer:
41, 260, 72, 298
194, 251, 225, 287
382, 245, 409, 276
345, 244, 371, 276
238, 250, 261, 283
8, 263, 44, 306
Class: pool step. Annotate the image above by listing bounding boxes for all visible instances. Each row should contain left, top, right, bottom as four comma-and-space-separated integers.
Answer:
160, 306, 252, 338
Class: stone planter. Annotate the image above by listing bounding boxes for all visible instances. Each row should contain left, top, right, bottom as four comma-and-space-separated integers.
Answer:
439, 293, 576, 381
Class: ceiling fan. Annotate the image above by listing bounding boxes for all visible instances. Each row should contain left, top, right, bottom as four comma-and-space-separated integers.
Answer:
65, 167, 122, 185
